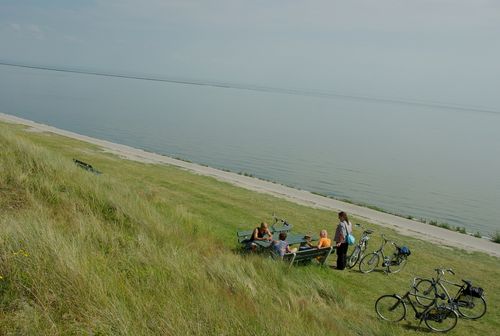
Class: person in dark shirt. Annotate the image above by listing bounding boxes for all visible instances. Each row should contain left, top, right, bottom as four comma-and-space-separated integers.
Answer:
247, 222, 273, 251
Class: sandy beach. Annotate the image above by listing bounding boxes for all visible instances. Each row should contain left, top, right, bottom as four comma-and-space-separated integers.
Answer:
2, 112, 499, 258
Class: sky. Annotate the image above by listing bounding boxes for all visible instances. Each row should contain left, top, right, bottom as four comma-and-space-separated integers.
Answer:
1, 0, 500, 110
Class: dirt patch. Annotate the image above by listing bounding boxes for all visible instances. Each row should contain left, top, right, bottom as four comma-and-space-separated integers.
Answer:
0, 185, 29, 211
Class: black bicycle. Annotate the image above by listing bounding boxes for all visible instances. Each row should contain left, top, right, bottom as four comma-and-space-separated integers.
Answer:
346, 224, 374, 269
375, 278, 458, 332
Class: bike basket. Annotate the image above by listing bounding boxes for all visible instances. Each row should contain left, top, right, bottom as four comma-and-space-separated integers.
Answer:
398, 246, 411, 256
464, 285, 484, 298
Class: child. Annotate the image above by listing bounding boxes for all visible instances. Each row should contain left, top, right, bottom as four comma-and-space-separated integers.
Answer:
300, 230, 331, 250
272, 232, 294, 257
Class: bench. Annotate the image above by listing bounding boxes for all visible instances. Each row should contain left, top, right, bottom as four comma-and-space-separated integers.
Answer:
277, 246, 335, 267
236, 223, 293, 244
73, 159, 102, 175
237, 229, 255, 244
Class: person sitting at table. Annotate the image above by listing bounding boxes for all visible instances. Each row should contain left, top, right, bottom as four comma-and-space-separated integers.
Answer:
299, 229, 331, 250
247, 222, 273, 251
272, 232, 297, 257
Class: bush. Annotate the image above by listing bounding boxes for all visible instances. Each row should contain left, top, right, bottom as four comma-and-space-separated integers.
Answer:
438, 222, 451, 230
492, 231, 500, 243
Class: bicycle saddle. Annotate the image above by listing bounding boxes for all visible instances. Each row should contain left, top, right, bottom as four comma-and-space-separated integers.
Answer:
462, 280, 472, 286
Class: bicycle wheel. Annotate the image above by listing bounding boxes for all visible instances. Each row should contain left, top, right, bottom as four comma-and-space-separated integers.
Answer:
359, 252, 379, 273
375, 295, 406, 322
414, 279, 436, 307
388, 255, 407, 274
347, 246, 361, 268
456, 294, 486, 319
424, 306, 458, 332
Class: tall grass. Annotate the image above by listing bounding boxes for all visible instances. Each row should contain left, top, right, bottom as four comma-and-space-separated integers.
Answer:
0, 122, 499, 335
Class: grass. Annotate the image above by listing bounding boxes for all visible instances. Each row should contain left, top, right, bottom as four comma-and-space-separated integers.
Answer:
492, 231, 500, 244
0, 121, 499, 335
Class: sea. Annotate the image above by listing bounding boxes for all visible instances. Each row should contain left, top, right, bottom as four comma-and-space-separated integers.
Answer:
1, 64, 499, 235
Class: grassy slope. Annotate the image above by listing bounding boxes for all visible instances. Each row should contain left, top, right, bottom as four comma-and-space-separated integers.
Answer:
0, 122, 498, 335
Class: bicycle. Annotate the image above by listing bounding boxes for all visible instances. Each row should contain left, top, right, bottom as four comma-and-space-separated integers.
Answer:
375, 278, 458, 332
414, 268, 486, 320
271, 213, 293, 232
346, 224, 374, 269
359, 234, 409, 274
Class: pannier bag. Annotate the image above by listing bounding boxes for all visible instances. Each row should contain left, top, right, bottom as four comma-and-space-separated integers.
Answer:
398, 246, 411, 256
464, 285, 484, 298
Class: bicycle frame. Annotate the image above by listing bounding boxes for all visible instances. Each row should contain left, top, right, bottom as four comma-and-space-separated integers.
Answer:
359, 231, 372, 249
432, 270, 473, 306
435, 279, 464, 303
359, 233, 408, 273
373, 235, 399, 267
373, 235, 389, 257
399, 289, 443, 323
347, 226, 374, 268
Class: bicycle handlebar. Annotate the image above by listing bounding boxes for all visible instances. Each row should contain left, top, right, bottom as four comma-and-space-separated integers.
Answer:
272, 214, 290, 226
434, 268, 455, 276
381, 234, 395, 242
355, 223, 374, 235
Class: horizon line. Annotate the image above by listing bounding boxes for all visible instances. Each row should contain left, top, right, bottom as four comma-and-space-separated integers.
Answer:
1, 60, 498, 115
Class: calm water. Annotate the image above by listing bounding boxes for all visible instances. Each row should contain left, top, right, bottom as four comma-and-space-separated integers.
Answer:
1, 65, 499, 235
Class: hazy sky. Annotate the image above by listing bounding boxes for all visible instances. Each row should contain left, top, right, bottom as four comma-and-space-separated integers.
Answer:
1, 0, 499, 109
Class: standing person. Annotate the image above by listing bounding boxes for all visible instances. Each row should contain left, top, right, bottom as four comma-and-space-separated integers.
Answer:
334, 211, 352, 270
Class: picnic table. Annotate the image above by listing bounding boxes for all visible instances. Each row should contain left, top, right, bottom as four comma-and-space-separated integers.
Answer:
282, 246, 334, 267
253, 233, 318, 249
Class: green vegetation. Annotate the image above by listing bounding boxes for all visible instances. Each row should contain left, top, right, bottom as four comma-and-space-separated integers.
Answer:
0, 121, 499, 335
492, 231, 500, 244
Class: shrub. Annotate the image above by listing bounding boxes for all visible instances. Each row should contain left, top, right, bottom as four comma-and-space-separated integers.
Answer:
438, 222, 451, 230
492, 231, 500, 243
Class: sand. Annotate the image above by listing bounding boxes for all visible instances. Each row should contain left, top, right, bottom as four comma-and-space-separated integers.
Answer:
1, 112, 499, 258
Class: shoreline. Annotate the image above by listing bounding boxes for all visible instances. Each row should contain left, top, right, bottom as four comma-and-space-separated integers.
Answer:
1, 112, 499, 258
